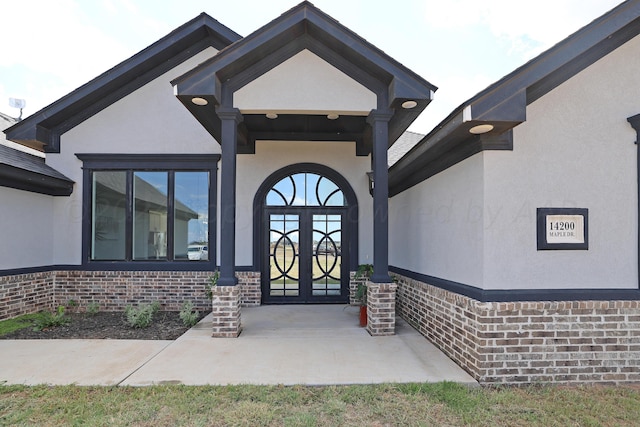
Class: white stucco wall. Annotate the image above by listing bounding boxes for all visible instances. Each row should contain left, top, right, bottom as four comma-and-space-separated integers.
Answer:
0, 187, 54, 269
481, 34, 640, 290
46, 48, 221, 265
234, 140, 373, 267
389, 154, 485, 287
234, 49, 376, 115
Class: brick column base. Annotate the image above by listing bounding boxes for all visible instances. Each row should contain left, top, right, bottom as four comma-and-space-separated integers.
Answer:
211, 286, 241, 337
366, 282, 397, 336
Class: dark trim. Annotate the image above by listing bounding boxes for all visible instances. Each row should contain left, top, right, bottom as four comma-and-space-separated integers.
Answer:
217, 107, 242, 286
389, 266, 640, 302
0, 264, 220, 277
0, 264, 257, 278
389, 128, 513, 196
252, 163, 359, 273
75, 153, 220, 169
77, 153, 219, 270
536, 208, 589, 250
4, 13, 241, 152
368, 110, 392, 283
390, 2, 640, 196
628, 113, 640, 289
0, 164, 74, 196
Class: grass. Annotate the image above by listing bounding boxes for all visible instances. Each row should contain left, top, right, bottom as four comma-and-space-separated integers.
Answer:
1, 382, 640, 426
0, 313, 42, 336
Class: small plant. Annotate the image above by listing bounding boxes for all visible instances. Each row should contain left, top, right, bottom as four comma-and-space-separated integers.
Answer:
205, 270, 219, 299
86, 301, 100, 315
179, 301, 200, 327
355, 264, 373, 279
33, 306, 71, 331
124, 301, 160, 329
355, 283, 367, 306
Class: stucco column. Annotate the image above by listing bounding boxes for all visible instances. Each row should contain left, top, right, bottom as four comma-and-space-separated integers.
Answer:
216, 107, 243, 286
367, 110, 393, 283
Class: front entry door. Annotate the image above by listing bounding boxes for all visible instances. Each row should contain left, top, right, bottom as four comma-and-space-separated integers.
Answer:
264, 209, 348, 303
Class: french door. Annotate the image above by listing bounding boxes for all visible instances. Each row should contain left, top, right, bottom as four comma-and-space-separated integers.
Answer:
263, 208, 348, 303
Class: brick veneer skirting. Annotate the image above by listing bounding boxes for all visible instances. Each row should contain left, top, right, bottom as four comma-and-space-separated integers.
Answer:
0, 271, 56, 319
394, 273, 640, 385
0, 270, 261, 320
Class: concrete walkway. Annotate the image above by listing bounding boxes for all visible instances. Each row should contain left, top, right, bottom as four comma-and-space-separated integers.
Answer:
0, 305, 477, 386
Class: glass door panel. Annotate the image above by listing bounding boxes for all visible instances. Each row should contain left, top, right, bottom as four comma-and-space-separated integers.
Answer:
312, 214, 342, 296
269, 214, 300, 297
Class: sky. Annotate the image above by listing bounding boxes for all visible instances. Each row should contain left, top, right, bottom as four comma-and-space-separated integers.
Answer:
0, 0, 624, 135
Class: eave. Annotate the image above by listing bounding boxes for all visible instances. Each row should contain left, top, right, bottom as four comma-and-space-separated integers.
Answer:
172, 1, 437, 154
4, 13, 241, 153
390, 0, 640, 197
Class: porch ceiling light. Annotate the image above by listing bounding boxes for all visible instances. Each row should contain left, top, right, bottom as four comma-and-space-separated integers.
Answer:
266, 113, 278, 119
401, 100, 418, 109
469, 124, 494, 134
191, 97, 208, 106
327, 113, 339, 120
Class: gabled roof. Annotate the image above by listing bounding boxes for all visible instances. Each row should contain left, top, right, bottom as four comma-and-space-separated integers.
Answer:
389, 0, 640, 196
4, 13, 241, 153
172, 1, 436, 154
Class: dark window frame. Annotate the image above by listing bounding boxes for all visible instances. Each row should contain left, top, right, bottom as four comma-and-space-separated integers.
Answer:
77, 154, 220, 271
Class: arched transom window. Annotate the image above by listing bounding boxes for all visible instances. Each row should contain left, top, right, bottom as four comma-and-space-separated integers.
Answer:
265, 173, 346, 207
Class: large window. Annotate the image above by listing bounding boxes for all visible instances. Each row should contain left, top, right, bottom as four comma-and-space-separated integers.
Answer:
78, 154, 218, 268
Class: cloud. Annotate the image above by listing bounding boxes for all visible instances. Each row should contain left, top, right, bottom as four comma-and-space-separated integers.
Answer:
424, 0, 622, 58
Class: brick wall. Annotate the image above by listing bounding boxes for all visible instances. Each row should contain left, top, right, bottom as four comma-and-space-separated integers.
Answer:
54, 270, 214, 312
394, 272, 640, 385
0, 272, 55, 319
237, 271, 261, 306
0, 270, 263, 320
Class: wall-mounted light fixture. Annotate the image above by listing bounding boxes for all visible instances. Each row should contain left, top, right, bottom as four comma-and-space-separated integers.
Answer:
327, 113, 339, 120
366, 171, 374, 195
266, 113, 278, 119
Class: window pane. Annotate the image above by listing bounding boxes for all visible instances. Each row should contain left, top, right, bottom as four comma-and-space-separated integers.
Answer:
91, 171, 126, 260
133, 171, 168, 260
174, 172, 209, 261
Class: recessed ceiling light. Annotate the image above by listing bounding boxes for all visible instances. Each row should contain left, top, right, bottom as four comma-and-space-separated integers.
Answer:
401, 100, 418, 109
191, 97, 208, 106
469, 124, 494, 134
266, 113, 278, 119
327, 113, 339, 120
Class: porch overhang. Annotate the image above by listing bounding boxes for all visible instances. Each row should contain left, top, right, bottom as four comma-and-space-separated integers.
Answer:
171, 1, 436, 154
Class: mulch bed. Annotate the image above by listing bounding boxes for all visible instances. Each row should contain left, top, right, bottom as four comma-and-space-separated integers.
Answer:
0, 311, 204, 340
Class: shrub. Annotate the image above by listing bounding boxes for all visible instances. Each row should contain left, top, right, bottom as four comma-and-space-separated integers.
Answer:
33, 306, 71, 331
86, 301, 100, 315
179, 301, 200, 327
124, 301, 160, 328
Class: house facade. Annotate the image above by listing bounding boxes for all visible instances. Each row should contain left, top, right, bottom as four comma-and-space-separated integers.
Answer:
2, 1, 640, 384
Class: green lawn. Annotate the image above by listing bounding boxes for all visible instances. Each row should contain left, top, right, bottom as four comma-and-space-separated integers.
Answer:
0, 313, 41, 336
2, 382, 639, 426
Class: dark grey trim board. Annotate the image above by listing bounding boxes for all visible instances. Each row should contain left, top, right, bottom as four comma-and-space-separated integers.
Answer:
0, 264, 257, 278
0, 264, 217, 277
628, 113, 640, 289
0, 164, 74, 196
389, 266, 640, 302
